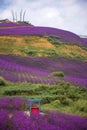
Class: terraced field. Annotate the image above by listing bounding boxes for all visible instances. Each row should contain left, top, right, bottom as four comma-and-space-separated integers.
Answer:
0, 54, 87, 87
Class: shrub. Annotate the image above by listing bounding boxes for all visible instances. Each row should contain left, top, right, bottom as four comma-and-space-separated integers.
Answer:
51, 71, 64, 77
41, 95, 58, 104
40, 49, 57, 57
52, 100, 61, 107
66, 87, 84, 101
3, 89, 36, 96
46, 35, 64, 45
51, 40, 63, 45
20, 46, 37, 56
0, 76, 6, 86
59, 96, 73, 106
75, 99, 87, 113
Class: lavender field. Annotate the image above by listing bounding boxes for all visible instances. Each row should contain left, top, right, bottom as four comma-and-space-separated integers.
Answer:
0, 54, 87, 87
0, 22, 87, 46
0, 22, 87, 130
0, 97, 87, 130
0, 109, 87, 130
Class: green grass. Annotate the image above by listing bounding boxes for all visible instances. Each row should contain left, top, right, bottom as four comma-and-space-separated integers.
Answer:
20, 46, 37, 56
0, 40, 14, 53
0, 82, 87, 117
0, 76, 6, 86
39, 48, 57, 57
46, 36, 87, 60
0, 35, 87, 60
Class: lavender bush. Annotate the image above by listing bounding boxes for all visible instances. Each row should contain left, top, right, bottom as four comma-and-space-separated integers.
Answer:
0, 97, 28, 110
0, 109, 10, 130
0, 109, 87, 130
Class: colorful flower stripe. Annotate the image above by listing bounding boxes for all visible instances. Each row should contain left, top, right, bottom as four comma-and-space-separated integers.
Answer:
0, 109, 87, 130
0, 25, 86, 46
0, 54, 87, 87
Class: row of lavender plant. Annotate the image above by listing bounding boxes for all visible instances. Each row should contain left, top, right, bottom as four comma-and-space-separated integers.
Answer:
0, 55, 57, 84
0, 109, 87, 130
0, 54, 87, 87
82, 38, 87, 44
0, 26, 86, 46
0, 97, 28, 110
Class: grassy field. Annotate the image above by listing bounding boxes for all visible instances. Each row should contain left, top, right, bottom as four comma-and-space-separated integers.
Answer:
0, 35, 87, 117
0, 35, 87, 60
0, 78, 87, 117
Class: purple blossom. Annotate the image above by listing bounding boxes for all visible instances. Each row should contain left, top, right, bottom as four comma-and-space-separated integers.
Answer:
0, 25, 86, 46
0, 109, 87, 130
0, 54, 87, 87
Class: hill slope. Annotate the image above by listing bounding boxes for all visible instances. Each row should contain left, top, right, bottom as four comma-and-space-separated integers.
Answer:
0, 35, 87, 60
0, 54, 87, 87
0, 22, 87, 86
0, 22, 87, 46
0, 22, 87, 119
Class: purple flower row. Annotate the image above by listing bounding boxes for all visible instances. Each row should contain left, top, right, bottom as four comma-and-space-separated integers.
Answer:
0, 97, 28, 110
82, 38, 87, 44
0, 26, 86, 46
0, 54, 87, 87
0, 109, 87, 130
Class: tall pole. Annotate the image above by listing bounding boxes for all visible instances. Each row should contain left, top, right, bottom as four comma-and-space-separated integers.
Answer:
15, 12, 17, 22
11, 10, 15, 22
23, 10, 26, 22
20, 9, 23, 22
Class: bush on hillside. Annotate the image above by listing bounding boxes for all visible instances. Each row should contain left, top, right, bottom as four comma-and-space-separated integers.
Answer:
59, 96, 73, 106
52, 100, 61, 107
41, 95, 58, 104
0, 76, 6, 86
20, 47, 37, 56
51, 71, 64, 77
75, 99, 87, 113
39, 49, 57, 57
46, 36, 63, 45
